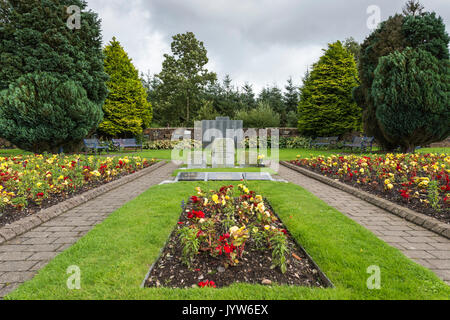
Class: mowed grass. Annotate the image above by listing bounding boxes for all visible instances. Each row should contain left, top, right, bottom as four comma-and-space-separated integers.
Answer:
171, 167, 278, 177
6, 181, 449, 300
1, 147, 448, 161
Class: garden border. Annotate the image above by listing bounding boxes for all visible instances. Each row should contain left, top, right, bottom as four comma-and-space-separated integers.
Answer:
0, 160, 168, 245
142, 197, 334, 289
280, 161, 450, 240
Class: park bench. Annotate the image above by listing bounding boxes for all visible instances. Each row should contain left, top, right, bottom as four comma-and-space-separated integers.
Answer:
112, 138, 143, 152
83, 138, 109, 154
310, 136, 339, 149
343, 136, 375, 152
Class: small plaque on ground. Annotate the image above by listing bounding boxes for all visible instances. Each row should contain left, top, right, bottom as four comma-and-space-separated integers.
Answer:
243, 172, 272, 181
208, 172, 244, 181
177, 172, 207, 181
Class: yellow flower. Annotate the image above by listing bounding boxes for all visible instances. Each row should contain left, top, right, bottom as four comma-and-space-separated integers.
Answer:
387, 184, 394, 190
264, 225, 270, 230
212, 194, 219, 204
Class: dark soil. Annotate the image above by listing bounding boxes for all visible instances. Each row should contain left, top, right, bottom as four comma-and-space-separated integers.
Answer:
145, 201, 329, 289
291, 162, 449, 224
0, 163, 155, 228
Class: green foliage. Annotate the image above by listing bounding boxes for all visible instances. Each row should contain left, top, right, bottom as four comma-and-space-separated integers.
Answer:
98, 38, 152, 137
286, 111, 299, 127
0, 0, 107, 153
0, 72, 102, 153
0, 0, 107, 104
427, 180, 441, 211
372, 48, 450, 152
269, 231, 289, 274
236, 102, 280, 128
155, 32, 216, 126
356, 4, 450, 151
177, 226, 200, 268
283, 78, 299, 126
258, 86, 286, 125
194, 100, 220, 121
298, 41, 361, 137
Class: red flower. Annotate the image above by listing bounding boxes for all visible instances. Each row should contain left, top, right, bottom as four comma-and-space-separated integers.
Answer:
198, 280, 216, 288
190, 196, 201, 203
194, 210, 205, 218
177, 222, 184, 225
196, 230, 205, 238
219, 233, 230, 242
280, 229, 287, 235
36, 192, 44, 197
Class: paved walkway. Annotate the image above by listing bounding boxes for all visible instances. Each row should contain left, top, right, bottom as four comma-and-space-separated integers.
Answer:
278, 165, 450, 285
0, 162, 177, 297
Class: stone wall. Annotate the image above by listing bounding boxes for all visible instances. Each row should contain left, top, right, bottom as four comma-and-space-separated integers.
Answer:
0, 138, 15, 149
430, 137, 450, 148
143, 127, 300, 141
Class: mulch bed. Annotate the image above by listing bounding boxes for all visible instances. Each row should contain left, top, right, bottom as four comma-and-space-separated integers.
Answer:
291, 162, 449, 224
145, 201, 329, 289
0, 163, 155, 228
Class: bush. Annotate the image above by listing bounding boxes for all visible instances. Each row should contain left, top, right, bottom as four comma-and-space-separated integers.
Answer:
372, 48, 449, 152
236, 102, 280, 128
0, 72, 103, 154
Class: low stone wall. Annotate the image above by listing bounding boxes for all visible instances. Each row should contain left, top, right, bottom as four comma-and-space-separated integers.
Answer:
143, 127, 300, 141
430, 137, 450, 148
0, 138, 15, 149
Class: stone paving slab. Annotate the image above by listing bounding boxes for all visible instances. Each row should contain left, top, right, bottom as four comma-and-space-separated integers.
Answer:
0, 161, 176, 298
278, 165, 450, 286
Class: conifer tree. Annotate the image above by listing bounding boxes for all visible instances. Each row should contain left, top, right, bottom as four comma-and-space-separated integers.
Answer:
298, 41, 361, 137
0, 0, 107, 153
98, 38, 152, 137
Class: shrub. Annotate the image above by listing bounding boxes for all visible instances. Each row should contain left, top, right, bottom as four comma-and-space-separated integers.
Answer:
0, 73, 102, 153
372, 48, 449, 152
236, 102, 280, 128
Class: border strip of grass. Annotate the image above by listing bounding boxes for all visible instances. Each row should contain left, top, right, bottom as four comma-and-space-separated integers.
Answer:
6, 181, 450, 300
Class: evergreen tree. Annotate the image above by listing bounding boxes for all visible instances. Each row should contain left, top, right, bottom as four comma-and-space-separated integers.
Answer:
284, 77, 299, 114
372, 48, 449, 152
298, 41, 361, 137
0, 0, 107, 152
0, 72, 102, 153
241, 83, 256, 110
355, 2, 450, 150
98, 38, 152, 137
258, 85, 286, 125
343, 37, 361, 66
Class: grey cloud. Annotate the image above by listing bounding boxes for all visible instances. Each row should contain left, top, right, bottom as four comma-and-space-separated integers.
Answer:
88, 0, 450, 92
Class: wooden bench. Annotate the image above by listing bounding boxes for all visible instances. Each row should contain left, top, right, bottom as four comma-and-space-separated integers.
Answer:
83, 139, 109, 154
310, 136, 339, 149
343, 136, 374, 152
112, 138, 143, 152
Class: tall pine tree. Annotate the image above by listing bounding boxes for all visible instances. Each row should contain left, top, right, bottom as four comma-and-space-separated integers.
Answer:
298, 41, 361, 137
98, 38, 152, 137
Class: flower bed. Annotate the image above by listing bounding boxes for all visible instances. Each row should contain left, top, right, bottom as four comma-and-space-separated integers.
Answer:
290, 153, 449, 223
0, 154, 156, 226
145, 185, 329, 289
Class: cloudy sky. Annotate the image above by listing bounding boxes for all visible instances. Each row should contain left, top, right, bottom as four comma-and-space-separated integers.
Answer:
86, 0, 450, 93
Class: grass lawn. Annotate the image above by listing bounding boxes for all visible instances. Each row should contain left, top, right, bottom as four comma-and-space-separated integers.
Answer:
171, 167, 278, 177
6, 181, 449, 300
1, 147, 448, 161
